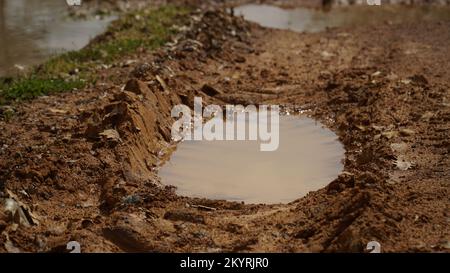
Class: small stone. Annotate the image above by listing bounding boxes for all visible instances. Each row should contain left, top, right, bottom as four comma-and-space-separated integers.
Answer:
320, 51, 335, 59
155, 75, 169, 92
395, 158, 412, 171
371, 71, 382, 77
390, 142, 408, 153
400, 79, 412, 85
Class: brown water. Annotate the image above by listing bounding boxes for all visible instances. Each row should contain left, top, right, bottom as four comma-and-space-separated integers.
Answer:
0, 0, 115, 76
234, 4, 450, 33
159, 116, 344, 204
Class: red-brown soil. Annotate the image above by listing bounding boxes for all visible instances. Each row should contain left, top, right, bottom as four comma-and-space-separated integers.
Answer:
0, 3, 449, 252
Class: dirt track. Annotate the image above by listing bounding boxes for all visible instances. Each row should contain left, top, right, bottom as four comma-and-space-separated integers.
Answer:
0, 3, 449, 252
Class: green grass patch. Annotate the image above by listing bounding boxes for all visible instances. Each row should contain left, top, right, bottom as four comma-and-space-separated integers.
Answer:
0, 77, 85, 101
0, 5, 190, 104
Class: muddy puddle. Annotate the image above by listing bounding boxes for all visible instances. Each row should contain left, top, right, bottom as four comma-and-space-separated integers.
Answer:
0, 0, 115, 76
234, 4, 450, 33
159, 115, 345, 204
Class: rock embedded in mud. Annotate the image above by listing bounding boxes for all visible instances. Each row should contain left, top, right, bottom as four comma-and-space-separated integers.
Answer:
155, 75, 169, 92
122, 195, 141, 205
1, 191, 39, 228
395, 158, 413, 171
99, 129, 122, 143
131, 63, 152, 78
4, 237, 21, 253
0, 106, 15, 120
399, 128, 415, 136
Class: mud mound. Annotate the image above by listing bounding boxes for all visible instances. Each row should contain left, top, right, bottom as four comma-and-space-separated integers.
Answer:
88, 9, 255, 211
